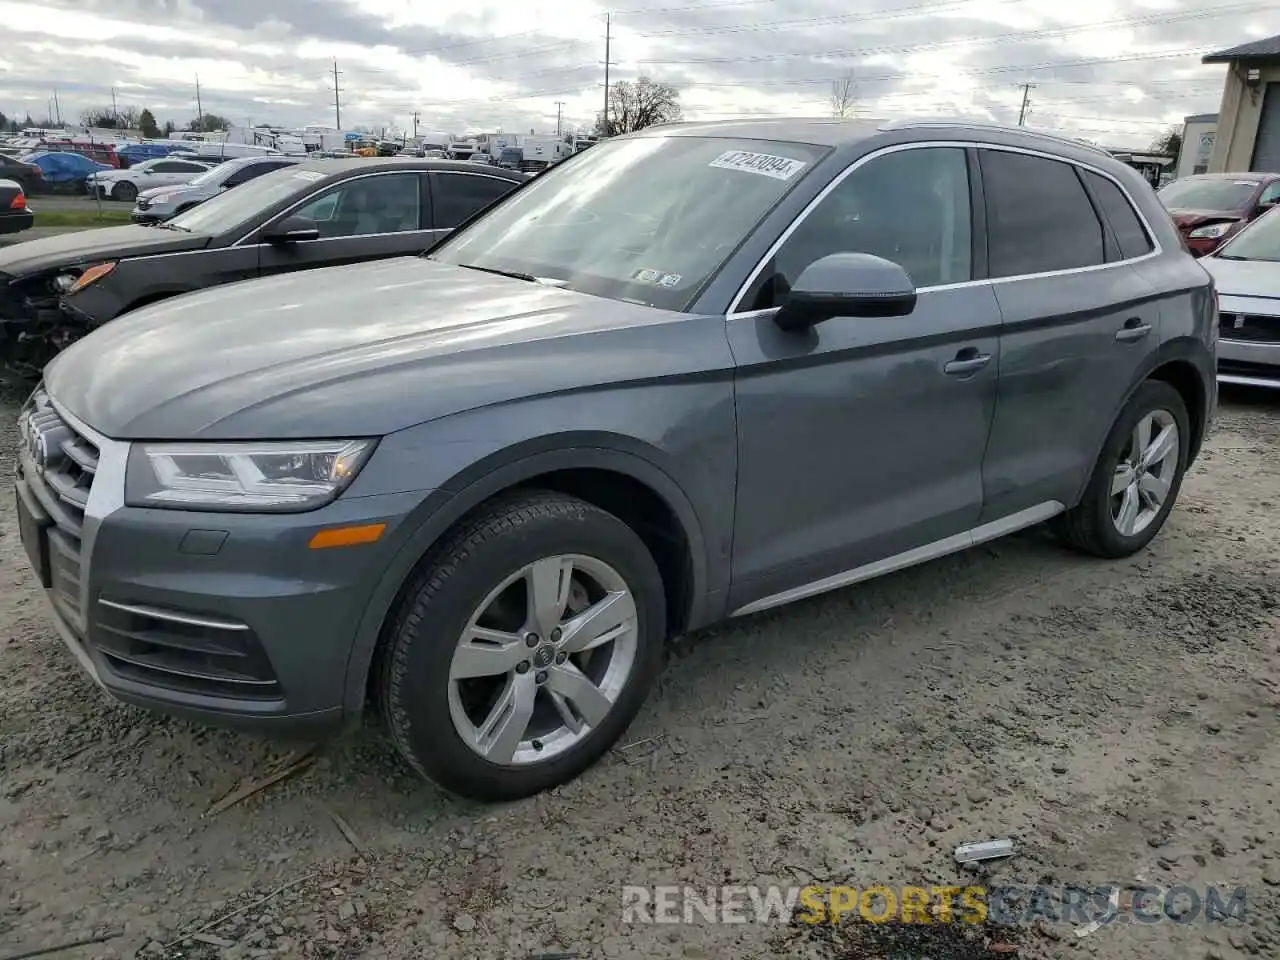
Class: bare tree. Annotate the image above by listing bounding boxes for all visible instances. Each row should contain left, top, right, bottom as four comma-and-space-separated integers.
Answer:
830, 69, 858, 119
596, 77, 682, 137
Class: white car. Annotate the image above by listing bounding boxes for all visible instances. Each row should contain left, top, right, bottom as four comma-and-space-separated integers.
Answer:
87, 156, 212, 203
1199, 204, 1280, 388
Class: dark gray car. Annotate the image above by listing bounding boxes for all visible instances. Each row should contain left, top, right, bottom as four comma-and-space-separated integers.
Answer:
15, 119, 1217, 801
0, 158, 526, 378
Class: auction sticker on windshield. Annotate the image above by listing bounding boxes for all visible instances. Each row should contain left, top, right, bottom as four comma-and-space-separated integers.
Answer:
708, 151, 807, 181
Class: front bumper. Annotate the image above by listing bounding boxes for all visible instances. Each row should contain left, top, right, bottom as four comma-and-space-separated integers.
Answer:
14, 390, 427, 731
130, 210, 164, 224
1217, 337, 1280, 387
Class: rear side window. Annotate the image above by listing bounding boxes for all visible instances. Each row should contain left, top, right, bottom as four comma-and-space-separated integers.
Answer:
431, 173, 517, 229
1083, 170, 1154, 260
981, 150, 1104, 278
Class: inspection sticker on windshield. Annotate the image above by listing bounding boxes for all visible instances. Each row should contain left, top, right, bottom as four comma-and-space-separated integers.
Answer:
632, 267, 682, 286
293, 171, 326, 182
708, 150, 807, 181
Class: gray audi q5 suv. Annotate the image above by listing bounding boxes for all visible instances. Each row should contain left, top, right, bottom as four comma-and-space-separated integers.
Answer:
15, 118, 1217, 801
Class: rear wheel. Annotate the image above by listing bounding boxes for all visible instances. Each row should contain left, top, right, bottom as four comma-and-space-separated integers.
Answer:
1053, 380, 1189, 558
113, 181, 138, 203
378, 489, 666, 801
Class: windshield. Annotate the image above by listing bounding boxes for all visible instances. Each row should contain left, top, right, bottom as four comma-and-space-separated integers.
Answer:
166, 166, 323, 235
429, 135, 829, 310
1158, 177, 1257, 212
187, 163, 231, 186
1216, 205, 1280, 261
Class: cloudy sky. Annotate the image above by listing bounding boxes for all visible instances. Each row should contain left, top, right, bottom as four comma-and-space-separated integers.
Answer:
0, 0, 1270, 146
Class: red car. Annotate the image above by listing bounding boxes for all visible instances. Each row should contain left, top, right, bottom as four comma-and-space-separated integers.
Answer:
1157, 172, 1280, 256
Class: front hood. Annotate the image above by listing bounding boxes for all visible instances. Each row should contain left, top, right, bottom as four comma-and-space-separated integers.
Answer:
138, 183, 206, 201
1168, 209, 1243, 230
46, 257, 712, 439
1200, 255, 1280, 299
0, 224, 209, 276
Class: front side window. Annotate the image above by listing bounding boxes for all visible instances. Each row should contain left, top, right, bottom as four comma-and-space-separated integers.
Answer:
432, 173, 519, 229
1258, 181, 1280, 207
746, 146, 972, 310
429, 135, 829, 311
982, 150, 1104, 278
292, 173, 421, 237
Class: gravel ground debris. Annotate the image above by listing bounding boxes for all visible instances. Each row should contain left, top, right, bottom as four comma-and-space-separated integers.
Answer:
1, 382, 1279, 959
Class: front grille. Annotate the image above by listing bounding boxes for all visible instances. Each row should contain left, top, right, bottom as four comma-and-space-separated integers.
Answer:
17, 388, 97, 628
92, 599, 282, 700
1220, 311, 1280, 344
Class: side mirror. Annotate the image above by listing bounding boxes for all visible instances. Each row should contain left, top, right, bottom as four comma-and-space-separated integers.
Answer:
262, 215, 320, 244
774, 252, 917, 331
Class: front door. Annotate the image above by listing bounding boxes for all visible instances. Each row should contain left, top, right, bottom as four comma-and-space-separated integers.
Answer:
727, 145, 1001, 613
256, 171, 437, 277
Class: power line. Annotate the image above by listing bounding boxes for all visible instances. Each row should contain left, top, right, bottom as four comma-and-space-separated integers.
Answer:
640, 0, 1027, 37
653, 49, 1216, 87
638, 2, 1274, 64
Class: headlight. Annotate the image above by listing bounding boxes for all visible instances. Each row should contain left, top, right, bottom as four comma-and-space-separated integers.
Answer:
126, 439, 377, 512
67, 261, 116, 293
1189, 222, 1233, 239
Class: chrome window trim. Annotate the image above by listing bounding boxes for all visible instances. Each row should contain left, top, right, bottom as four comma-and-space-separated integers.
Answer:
726, 139, 1164, 318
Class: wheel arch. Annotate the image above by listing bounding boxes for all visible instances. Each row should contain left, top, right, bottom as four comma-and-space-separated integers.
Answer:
1074, 336, 1213, 506
342, 442, 712, 715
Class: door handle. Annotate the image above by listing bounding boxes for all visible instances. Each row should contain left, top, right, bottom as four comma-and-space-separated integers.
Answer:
944, 348, 992, 376
1115, 318, 1152, 342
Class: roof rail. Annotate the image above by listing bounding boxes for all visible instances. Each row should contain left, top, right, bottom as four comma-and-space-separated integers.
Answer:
878, 118, 1113, 157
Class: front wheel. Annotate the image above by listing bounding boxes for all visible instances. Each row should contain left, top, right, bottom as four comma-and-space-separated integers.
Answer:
378, 489, 666, 801
1053, 380, 1189, 558
112, 181, 138, 203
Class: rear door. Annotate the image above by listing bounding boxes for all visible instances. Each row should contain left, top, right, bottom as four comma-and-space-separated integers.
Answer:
254, 170, 435, 277
977, 147, 1161, 524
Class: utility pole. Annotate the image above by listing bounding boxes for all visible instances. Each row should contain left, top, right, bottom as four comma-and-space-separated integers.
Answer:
601, 13, 612, 136
195, 74, 204, 132
555, 100, 565, 136
332, 59, 343, 129
52, 89, 61, 125
1017, 83, 1034, 126
412, 111, 420, 138
111, 87, 119, 128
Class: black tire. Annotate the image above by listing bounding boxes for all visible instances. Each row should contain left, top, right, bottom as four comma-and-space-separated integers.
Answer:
378, 489, 666, 801
1053, 380, 1189, 558
113, 181, 138, 203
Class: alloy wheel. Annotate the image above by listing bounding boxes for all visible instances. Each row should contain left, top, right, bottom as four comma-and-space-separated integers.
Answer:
1110, 408, 1179, 537
447, 554, 639, 766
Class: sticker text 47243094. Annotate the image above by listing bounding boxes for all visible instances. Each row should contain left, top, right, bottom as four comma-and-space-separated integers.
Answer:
708, 151, 808, 181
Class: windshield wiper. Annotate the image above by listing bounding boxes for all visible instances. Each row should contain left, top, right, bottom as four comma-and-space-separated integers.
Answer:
455, 262, 538, 283
153, 221, 191, 232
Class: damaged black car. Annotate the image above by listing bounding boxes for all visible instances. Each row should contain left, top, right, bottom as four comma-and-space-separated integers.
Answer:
0, 157, 526, 380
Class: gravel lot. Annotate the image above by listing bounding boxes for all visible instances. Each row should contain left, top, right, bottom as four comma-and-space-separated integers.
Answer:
1, 383, 1278, 960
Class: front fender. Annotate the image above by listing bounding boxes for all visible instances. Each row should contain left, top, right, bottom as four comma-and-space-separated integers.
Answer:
338, 442, 718, 715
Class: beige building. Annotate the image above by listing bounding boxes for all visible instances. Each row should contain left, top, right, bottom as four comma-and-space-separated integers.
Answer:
1204, 34, 1280, 173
